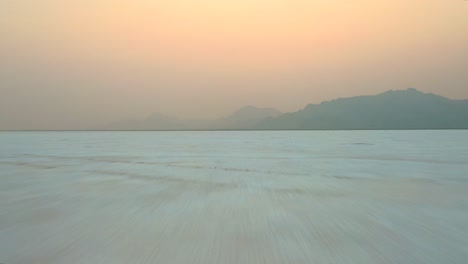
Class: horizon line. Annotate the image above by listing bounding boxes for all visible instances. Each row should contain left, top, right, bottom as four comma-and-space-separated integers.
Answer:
1, 129, 468, 132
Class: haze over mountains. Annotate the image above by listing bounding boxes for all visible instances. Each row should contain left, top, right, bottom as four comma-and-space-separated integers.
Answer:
99, 88, 468, 130
100, 106, 282, 130
258, 88, 468, 130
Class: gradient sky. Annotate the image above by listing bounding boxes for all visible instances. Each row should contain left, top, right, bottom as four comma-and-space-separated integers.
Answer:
1, 0, 467, 129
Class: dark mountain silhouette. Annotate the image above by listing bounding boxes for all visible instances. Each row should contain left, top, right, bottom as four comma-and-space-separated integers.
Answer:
99, 89, 468, 130
257, 88, 468, 129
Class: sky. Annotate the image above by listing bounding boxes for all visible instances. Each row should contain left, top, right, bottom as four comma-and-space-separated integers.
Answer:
0, 0, 467, 129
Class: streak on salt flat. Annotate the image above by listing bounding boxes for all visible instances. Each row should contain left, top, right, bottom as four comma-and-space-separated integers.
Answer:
0, 131, 467, 263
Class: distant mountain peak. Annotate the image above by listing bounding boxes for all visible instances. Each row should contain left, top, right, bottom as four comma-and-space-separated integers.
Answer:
214, 105, 282, 129
99, 88, 468, 130
381, 88, 422, 95
401, 87, 422, 94
259, 88, 468, 130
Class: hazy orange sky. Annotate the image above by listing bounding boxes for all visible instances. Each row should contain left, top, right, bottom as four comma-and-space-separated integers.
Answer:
1, 0, 467, 129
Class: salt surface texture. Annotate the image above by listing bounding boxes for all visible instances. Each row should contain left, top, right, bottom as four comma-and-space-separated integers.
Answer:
1, 131, 467, 263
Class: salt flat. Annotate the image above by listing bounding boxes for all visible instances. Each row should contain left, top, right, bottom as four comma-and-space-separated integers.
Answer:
1, 131, 467, 263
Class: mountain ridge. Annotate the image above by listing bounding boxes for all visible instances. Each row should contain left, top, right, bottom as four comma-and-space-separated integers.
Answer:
100, 105, 282, 130
257, 88, 468, 130
97, 88, 468, 130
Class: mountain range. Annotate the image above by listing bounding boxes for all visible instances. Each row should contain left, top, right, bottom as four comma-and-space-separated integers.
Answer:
100, 88, 468, 130
100, 105, 282, 130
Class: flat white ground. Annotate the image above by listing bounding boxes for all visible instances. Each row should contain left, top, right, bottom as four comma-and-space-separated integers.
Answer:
1, 131, 467, 263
